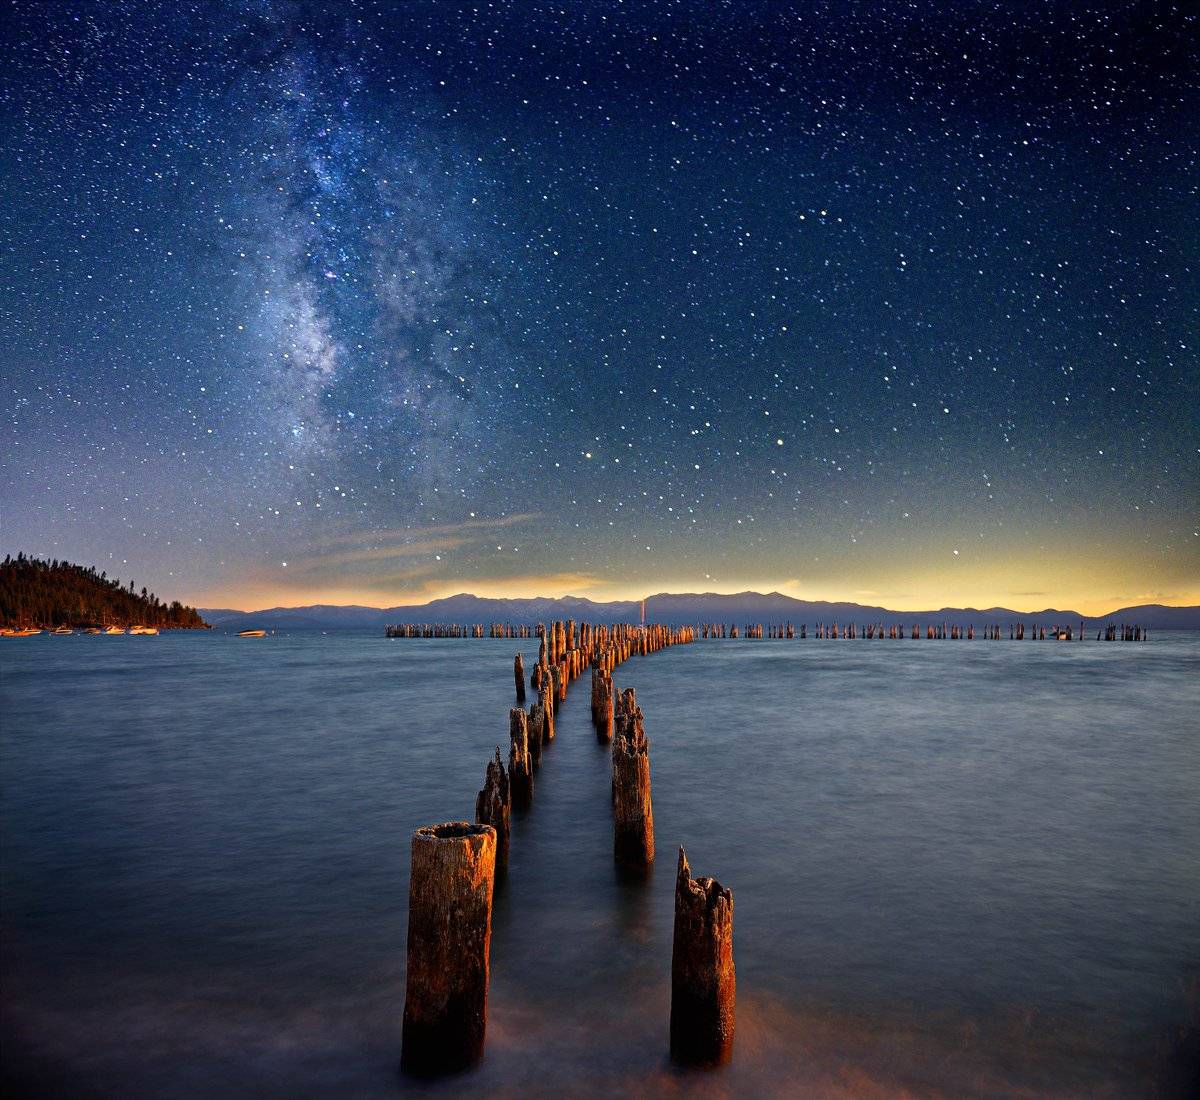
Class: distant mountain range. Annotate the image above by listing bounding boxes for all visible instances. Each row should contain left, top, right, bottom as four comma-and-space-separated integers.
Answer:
199, 591, 1200, 630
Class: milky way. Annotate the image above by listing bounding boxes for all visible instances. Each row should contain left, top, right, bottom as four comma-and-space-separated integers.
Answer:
2, 1, 1197, 612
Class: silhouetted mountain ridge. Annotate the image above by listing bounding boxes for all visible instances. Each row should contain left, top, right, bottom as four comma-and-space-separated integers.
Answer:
199, 592, 1200, 630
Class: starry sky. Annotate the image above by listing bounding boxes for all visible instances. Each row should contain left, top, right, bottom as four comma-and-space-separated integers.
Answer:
2, 0, 1197, 614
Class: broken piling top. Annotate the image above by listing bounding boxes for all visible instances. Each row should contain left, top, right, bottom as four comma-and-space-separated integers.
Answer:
475, 749, 511, 870
478, 746, 509, 807
671, 846, 735, 1066
402, 822, 497, 1076
675, 846, 733, 923
614, 687, 647, 750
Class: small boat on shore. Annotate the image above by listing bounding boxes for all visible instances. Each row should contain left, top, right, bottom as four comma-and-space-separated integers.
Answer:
129, 625, 159, 635
84, 627, 104, 634
1, 628, 43, 637
104, 626, 125, 635
52, 626, 73, 635
237, 629, 267, 638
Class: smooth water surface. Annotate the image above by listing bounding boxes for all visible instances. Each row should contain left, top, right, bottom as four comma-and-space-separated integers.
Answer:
3, 631, 1198, 1097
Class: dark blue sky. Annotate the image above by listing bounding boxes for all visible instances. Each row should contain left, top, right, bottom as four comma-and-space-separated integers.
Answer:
2, 0, 1197, 611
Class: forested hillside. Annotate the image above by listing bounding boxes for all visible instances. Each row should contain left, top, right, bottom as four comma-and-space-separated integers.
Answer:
0, 555, 207, 629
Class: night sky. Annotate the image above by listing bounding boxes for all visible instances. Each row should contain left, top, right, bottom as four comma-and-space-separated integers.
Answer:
2, 0, 1197, 614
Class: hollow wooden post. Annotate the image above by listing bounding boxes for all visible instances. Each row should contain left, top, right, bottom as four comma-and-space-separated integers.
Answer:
670, 847, 735, 1065
474, 748, 510, 872
401, 823, 496, 1076
612, 688, 654, 865
508, 708, 534, 805
514, 652, 526, 703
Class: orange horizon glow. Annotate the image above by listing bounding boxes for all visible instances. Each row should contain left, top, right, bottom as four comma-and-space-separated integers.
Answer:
184, 574, 1199, 619
152, 511, 1198, 620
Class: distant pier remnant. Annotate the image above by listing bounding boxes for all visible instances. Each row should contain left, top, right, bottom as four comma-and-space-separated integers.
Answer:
670, 847, 735, 1066
474, 749, 511, 871
612, 688, 654, 865
508, 708, 534, 806
401, 822, 497, 1076
514, 652, 526, 703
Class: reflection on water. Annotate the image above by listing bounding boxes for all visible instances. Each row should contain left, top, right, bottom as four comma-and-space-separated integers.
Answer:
2, 632, 1198, 1096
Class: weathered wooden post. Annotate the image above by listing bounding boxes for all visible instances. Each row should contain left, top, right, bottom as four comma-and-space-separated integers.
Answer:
474, 748, 510, 872
401, 822, 496, 1076
670, 847, 735, 1066
514, 652, 526, 703
526, 702, 545, 765
508, 708, 534, 805
539, 683, 556, 742
591, 662, 614, 740
612, 688, 654, 865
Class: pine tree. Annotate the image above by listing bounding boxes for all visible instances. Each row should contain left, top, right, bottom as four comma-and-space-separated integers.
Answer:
0, 557, 208, 629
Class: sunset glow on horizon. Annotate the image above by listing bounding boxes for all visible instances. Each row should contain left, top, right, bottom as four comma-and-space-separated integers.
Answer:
180, 518, 1199, 620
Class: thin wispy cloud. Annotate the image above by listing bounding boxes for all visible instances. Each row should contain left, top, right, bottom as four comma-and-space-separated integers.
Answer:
228, 513, 548, 601
317, 513, 540, 548
286, 537, 470, 574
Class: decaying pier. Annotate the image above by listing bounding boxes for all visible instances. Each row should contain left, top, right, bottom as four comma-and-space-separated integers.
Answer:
392, 618, 1148, 643
398, 618, 695, 1073
392, 599, 1151, 1075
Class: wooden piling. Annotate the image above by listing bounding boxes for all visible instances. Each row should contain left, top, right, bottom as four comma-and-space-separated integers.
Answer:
474, 748, 510, 871
591, 662, 614, 741
401, 822, 496, 1076
526, 702, 545, 765
670, 846, 735, 1066
508, 708, 534, 806
612, 688, 654, 865
514, 653, 526, 703
539, 682, 556, 742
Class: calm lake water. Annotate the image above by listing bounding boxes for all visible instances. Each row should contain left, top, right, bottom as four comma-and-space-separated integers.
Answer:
2, 631, 1198, 1097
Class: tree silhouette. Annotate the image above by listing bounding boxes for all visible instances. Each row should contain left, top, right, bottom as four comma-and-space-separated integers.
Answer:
0, 556, 207, 629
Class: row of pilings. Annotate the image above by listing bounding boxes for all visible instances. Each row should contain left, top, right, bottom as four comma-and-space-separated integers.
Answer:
1101, 623, 1149, 641
399, 618, 731, 1076
385, 622, 536, 638
388, 619, 1151, 642
698, 621, 1148, 641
